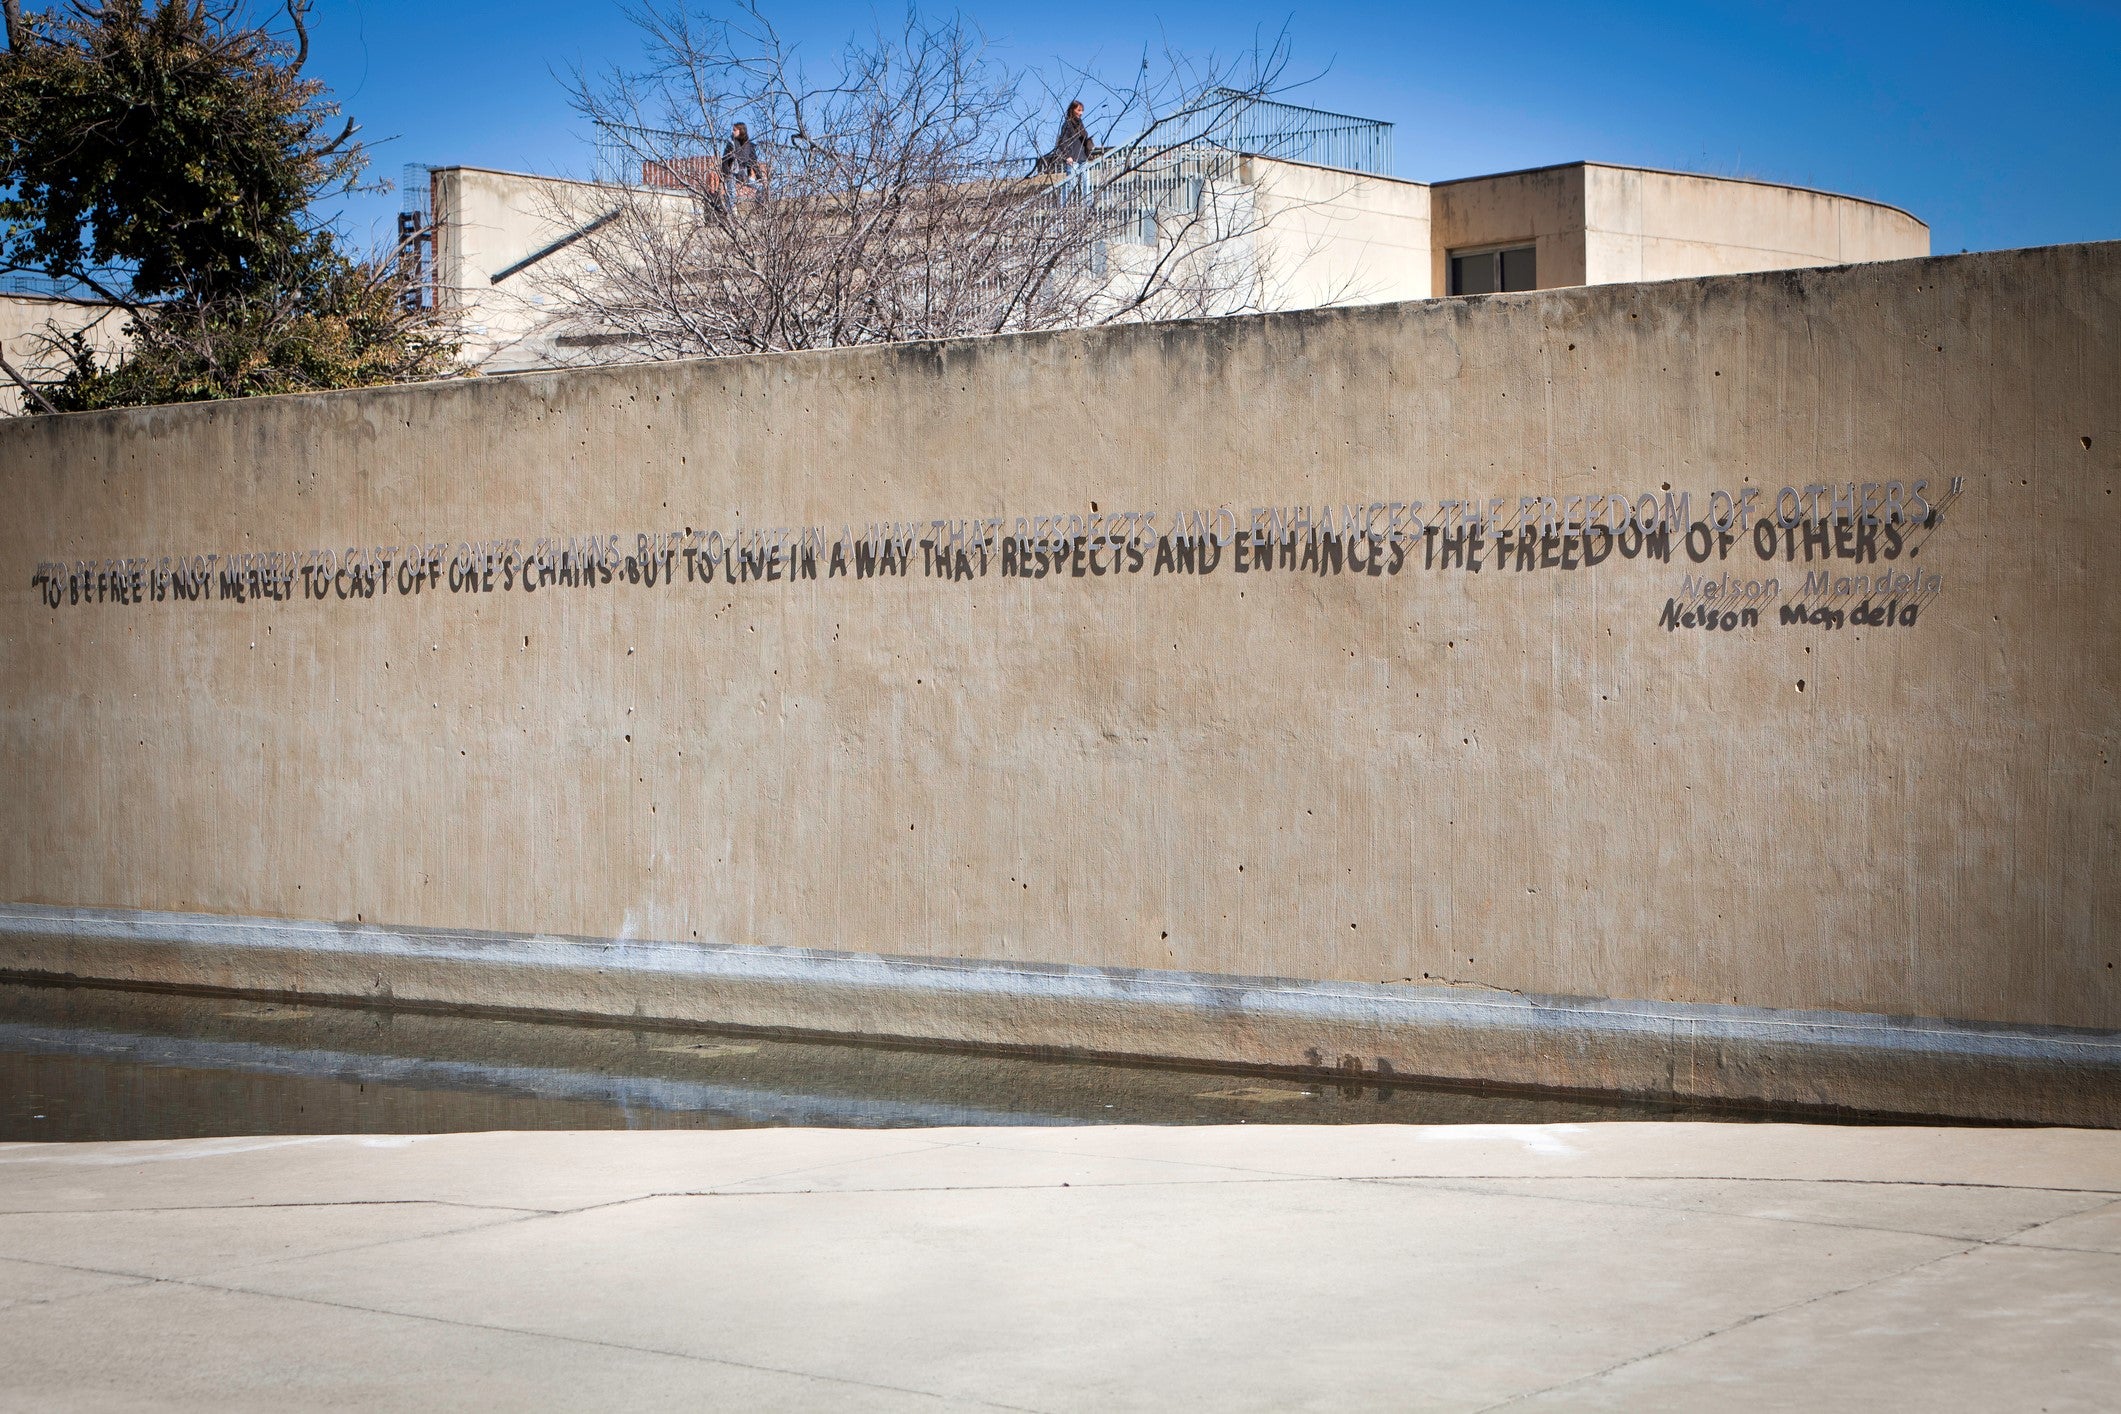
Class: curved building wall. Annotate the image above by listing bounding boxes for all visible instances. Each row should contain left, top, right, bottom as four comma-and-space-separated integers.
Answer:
1432, 162, 1929, 293
1582, 164, 1930, 283
1, 242, 2114, 1036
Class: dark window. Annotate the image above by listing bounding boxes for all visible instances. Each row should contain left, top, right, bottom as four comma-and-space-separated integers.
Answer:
1449, 245, 1537, 296
1501, 245, 1536, 292
1450, 251, 1498, 296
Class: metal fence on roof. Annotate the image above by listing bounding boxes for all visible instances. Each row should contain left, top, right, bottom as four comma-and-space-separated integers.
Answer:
0, 272, 91, 299
1181, 91, 1394, 177
577, 91, 1387, 256
399, 164, 433, 218
590, 90, 1394, 192
594, 123, 698, 188
1070, 143, 1240, 245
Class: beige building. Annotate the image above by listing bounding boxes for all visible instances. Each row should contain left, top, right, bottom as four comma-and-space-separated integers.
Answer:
0, 288, 129, 416
415, 121, 1926, 373
0, 106, 1930, 399
1430, 161, 1931, 294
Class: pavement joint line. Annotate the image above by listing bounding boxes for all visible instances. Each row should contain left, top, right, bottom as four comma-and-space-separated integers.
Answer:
1475, 1193, 2112, 1409
4, 1167, 2111, 1202
503, 1175, 2121, 1270
189, 1210, 561, 1282
1993, 1194, 2121, 1253
874, 1138, 2121, 1194
368, 1143, 992, 1224
13, 1180, 2113, 1285
1, 1251, 1048, 1413
1363, 1174, 2121, 1248
165, 1274, 1054, 1414
0, 1273, 160, 1316
359, 1175, 1336, 1209
1467, 1236, 1992, 1411
654, 1175, 2121, 1259
0, 1205, 552, 1288
495, 1140, 971, 1216
914, 1133, 2121, 1194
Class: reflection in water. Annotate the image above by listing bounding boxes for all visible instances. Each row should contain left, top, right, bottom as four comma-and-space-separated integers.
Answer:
0, 982, 1913, 1141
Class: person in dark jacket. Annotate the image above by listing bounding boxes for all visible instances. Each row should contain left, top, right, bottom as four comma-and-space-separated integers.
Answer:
1040, 101, 1094, 174
721, 122, 765, 210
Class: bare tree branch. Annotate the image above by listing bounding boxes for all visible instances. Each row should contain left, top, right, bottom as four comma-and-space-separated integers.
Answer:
286, 0, 310, 71
0, 348, 59, 414
520, 3, 1331, 363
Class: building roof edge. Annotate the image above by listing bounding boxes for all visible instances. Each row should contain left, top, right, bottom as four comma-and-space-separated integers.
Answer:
1429, 160, 1926, 229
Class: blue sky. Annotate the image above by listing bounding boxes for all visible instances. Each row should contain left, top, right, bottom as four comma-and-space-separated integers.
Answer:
296, 0, 2121, 257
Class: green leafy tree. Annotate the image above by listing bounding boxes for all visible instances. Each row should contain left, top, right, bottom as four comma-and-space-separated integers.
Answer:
43, 235, 461, 410
0, 0, 456, 412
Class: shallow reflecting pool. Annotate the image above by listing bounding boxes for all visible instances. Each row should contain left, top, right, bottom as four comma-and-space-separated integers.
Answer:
2, 981, 1934, 1140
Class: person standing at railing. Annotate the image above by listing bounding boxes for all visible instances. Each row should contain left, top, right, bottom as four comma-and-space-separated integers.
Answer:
1038, 101, 1095, 176
721, 122, 766, 211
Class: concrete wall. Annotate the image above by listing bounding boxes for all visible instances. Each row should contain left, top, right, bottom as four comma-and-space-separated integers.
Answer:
4, 242, 2118, 1036
1431, 163, 1928, 293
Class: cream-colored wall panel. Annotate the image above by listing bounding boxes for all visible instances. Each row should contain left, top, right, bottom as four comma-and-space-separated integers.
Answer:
1244, 158, 1433, 306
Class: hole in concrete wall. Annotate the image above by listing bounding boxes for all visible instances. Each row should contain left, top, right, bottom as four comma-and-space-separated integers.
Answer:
1796, 680, 1807, 693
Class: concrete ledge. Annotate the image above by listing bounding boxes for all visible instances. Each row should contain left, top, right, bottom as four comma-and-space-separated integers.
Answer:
2, 903, 2116, 1125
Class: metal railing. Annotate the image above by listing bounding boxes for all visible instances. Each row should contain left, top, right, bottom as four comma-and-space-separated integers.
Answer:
399, 163, 433, 219
1066, 143, 1239, 245
592, 88, 1394, 192
1168, 91, 1394, 177
595, 123, 724, 188
0, 272, 94, 299
397, 164, 438, 313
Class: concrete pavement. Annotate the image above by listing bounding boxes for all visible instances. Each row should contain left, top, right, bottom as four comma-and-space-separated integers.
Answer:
1, 1123, 2117, 1411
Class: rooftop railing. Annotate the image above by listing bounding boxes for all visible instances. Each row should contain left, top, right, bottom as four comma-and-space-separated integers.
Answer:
576, 92, 1387, 259
1168, 91, 1395, 177
595, 123, 701, 188
591, 91, 1392, 191
0, 272, 94, 300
